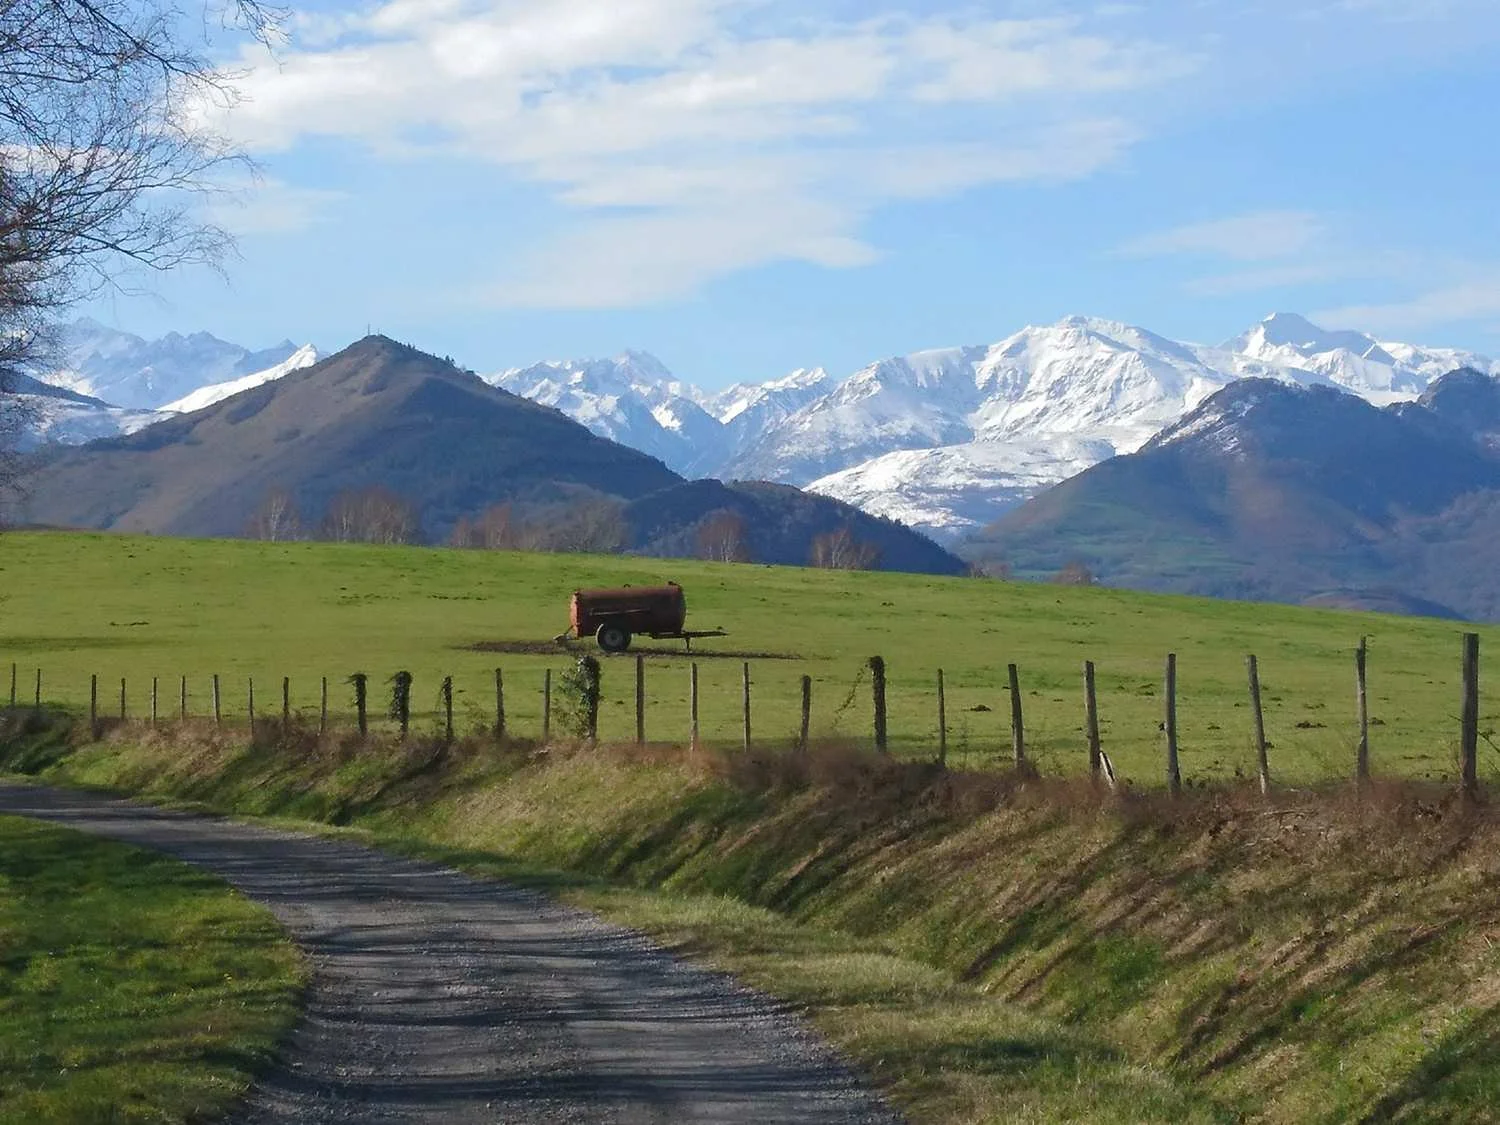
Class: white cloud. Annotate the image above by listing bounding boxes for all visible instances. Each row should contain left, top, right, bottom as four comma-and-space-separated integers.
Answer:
487, 121, 1139, 308
1119, 211, 1327, 263
1314, 280, 1500, 336
201, 0, 1192, 306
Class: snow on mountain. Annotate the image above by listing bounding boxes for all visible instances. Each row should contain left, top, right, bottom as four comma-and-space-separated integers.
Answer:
724, 348, 986, 483
489, 351, 725, 476
1221, 312, 1495, 404
5, 373, 164, 450
14, 311, 1492, 543
790, 314, 1495, 541
162, 345, 320, 413
806, 438, 1114, 539
37, 318, 308, 410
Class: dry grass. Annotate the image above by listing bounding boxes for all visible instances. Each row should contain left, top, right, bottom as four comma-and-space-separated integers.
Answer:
9, 710, 1500, 1122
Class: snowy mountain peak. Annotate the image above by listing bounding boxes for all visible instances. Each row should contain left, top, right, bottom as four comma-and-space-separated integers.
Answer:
161, 344, 320, 414
1230, 311, 1384, 359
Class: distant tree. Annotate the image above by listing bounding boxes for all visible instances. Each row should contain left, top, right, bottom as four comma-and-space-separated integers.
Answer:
246, 487, 302, 542
539, 497, 627, 554
694, 508, 751, 563
0, 369, 31, 522
1052, 560, 1096, 586
809, 525, 881, 571
966, 558, 1012, 580
450, 503, 517, 549
320, 486, 420, 545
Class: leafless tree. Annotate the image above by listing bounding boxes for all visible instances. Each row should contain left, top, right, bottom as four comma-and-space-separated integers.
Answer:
809, 525, 881, 570
246, 486, 301, 541
0, 0, 282, 497
966, 558, 1012, 580
538, 497, 628, 554
1052, 560, 1096, 586
450, 503, 517, 549
694, 508, 751, 563
320, 486, 420, 545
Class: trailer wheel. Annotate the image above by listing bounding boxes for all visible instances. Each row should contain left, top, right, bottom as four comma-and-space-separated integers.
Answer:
597, 623, 632, 653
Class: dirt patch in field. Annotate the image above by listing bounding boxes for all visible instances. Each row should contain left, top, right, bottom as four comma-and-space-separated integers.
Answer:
464, 640, 802, 661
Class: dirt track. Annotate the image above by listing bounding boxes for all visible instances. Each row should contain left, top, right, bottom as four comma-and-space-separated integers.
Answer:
0, 782, 898, 1124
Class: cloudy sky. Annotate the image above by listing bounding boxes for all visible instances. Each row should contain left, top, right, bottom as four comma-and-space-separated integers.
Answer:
84, 0, 1500, 385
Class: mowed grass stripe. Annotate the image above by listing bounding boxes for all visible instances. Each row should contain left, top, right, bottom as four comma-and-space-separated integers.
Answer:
0, 813, 303, 1124
2, 530, 1497, 785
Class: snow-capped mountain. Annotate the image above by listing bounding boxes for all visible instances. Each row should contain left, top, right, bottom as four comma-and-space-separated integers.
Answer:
4, 373, 164, 450
38, 318, 310, 411
490, 351, 726, 476
793, 315, 1495, 539
14, 311, 1495, 543
162, 345, 320, 413
497, 313, 1492, 542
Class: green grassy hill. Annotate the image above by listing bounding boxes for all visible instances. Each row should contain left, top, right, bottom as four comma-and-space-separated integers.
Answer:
2, 530, 1496, 786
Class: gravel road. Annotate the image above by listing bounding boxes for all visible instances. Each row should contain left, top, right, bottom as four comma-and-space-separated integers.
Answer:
0, 782, 900, 1124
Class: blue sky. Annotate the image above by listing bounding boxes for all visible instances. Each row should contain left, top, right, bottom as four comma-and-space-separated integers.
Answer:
85, 0, 1500, 387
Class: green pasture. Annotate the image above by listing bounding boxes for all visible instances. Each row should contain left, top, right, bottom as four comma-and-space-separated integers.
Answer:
0, 813, 303, 1123
1, 530, 1496, 786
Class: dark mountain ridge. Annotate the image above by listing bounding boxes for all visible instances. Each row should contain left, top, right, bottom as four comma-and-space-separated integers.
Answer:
966, 369, 1500, 619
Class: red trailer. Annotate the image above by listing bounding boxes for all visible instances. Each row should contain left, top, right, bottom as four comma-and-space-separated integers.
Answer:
565, 582, 724, 653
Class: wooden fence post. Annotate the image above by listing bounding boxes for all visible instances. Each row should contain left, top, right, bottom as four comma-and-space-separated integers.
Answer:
89, 674, 98, 739
1462, 633, 1480, 802
1247, 655, 1269, 796
868, 656, 888, 754
689, 662, 700, 752
1165, 653, 1181, 795
579, 657, 600, 745
442, 676, 454, 745
213, 674, 221, 726
495, 668, 506, 740
799, 675, 812, 754
8, 663, 14, 709
180, 675, 187, 721
1083, 660, 1102, 783
320, 677, 328, 736
151, 677, 158, 728
282, 676, 291, 729
1008, 663, 1025, 766
352, 673, 367, 737
33, 669, 41, 717
248, 677, 256, 730
392, 671, 412, 739
542, 669, 552, 743
936, 669, 948, 767
635, 656, 646, 746
1356, 636, 1370, 785
742, 662, 752, 752
119, 677, 126, 721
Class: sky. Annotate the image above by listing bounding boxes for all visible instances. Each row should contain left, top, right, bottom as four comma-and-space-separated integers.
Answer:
81, 0, 1500, 387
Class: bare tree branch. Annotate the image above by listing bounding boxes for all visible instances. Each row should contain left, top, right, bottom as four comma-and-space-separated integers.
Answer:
0, 0, 282, 496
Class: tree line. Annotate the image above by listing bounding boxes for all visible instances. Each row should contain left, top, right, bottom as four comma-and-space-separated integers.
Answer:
248, 486, 885, 569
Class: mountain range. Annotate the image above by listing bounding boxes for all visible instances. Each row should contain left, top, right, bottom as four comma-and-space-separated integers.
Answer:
15, 337, 964, 575
17, 313, 1499, 549
967, 369, 1500, 620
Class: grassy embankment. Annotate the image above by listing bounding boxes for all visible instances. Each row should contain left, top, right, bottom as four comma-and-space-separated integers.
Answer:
2, 530, 1497, 785
0, 811, 303, 1124
6, 705, 1500, 1125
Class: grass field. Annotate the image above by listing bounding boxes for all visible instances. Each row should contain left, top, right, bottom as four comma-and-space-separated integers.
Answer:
0, 811, 303, 1123
2, 530, 1497, 786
